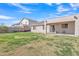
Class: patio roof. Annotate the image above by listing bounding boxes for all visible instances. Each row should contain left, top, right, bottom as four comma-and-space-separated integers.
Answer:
47, 14, 79, 24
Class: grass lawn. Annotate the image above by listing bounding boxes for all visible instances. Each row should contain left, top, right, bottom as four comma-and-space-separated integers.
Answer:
0, 32, 79, 56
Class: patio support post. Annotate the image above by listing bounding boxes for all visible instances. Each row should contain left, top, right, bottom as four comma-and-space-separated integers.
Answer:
44, 20, 47, 34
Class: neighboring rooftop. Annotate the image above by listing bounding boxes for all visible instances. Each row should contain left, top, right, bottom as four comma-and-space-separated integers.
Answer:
12, 18, 38, 26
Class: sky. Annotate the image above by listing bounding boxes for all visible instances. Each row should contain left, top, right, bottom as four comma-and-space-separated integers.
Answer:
0, 3, 79, 26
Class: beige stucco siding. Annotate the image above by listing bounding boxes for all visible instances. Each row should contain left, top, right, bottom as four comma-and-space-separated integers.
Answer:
31, 25, 45, 33
31, 21, 75, 34
47, 21, 75, 34
75, 19, 79, 35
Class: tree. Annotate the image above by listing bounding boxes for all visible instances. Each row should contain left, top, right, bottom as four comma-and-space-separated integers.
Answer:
0, 25, 8, 33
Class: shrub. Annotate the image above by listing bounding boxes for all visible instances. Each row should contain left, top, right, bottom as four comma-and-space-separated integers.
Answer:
0, 25, 9, 33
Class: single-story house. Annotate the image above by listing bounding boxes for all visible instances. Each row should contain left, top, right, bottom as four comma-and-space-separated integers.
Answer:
31, 14, 79, 35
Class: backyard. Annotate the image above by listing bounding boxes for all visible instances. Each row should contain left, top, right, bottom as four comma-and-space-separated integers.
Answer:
0, 32, 79, 56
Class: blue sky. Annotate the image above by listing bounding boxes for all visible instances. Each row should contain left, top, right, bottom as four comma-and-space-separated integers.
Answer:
0, 3, 79, 26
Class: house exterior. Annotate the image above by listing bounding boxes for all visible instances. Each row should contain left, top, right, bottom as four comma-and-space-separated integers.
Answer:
9, 18, 38, 32
31, 14, 79, 35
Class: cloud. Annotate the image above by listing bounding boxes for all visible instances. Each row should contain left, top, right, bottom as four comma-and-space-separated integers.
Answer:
10, 3, 32, 14
39, 13, 60, 21
0, 15, 14, 20
45, 3, 52, 6
56, 3, 79, 15
70, 3, 79, 10
10, 3, 30, 11
55, 3, 62, 5
70, 3, 79, 7
48, 13, 61, 18
57, 5, 70, 13
46, 3, 62, 6
18, 11, 32, 14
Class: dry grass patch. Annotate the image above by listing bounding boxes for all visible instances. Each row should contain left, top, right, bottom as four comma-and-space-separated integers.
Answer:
0, 32, 79, 56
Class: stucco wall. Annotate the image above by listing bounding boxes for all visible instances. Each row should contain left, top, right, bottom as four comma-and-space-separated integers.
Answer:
31, 25, 45, 33
75, 19, 79, 35
31, 21, 75, 34
47, 21, 75, 34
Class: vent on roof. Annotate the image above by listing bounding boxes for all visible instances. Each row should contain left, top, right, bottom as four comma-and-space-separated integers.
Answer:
74, 16, 78, 19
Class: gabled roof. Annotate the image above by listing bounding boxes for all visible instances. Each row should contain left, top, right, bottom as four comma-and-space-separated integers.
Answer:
12, 18, 38, 26
19, 17, 38, 24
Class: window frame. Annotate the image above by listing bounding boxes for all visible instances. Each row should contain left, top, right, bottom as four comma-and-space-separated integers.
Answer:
62, 24, 68, 28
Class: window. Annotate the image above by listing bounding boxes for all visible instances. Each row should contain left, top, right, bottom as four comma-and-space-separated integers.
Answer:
50, 25, 55, 32
33, 26, 36, 30
52, 25, 55, 32
42, 25, 44, 30
62, 24, 68, 28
